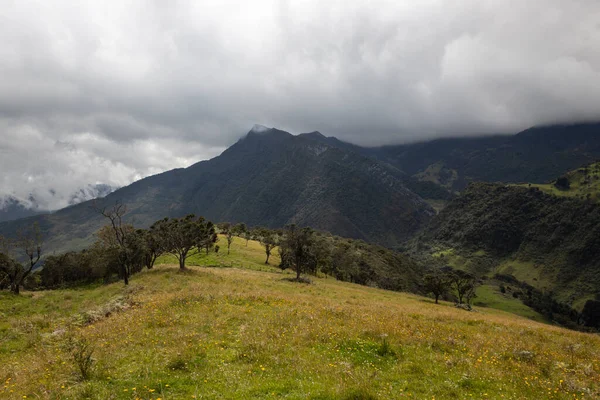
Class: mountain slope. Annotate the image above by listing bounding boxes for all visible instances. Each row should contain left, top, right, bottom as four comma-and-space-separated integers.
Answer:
0, 127, 435, 253
0, 197, 47, 222
412, 182, 600, 307
366, 122, 600, 191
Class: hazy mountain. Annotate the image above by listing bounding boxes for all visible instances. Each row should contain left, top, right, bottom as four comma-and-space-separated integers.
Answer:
367, 122, 600, 191
0, 184, 117, 223
0, 126, 435, 253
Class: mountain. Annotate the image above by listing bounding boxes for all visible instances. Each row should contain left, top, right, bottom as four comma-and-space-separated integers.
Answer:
412, 182, 600, 308
0, 184, 117, 223
363, 122, 600, 192
0, 126, 435, 253
0, 196, 46, 223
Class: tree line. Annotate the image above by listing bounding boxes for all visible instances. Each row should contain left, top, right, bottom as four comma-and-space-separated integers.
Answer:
1, 201, 423, 294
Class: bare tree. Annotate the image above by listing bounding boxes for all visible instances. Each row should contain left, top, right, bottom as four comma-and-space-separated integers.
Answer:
93, 201, 133, 285
0, 223, 43, 294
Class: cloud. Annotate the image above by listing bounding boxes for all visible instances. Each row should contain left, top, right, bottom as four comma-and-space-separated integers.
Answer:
1, 0, 599, 209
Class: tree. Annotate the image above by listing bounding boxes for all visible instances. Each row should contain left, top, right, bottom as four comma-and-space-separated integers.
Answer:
141, 227, 164, 270
242, 230, 252, 247
279, 225, 316, 280
0, 224, 43, 294
581, 300, 600, 328
255, 228, 278, 264
449, 270, 477, 305
423, 269, 450, 304
152, 215, 215, 270
93, 201, 136, 285
554, 176, 570, 190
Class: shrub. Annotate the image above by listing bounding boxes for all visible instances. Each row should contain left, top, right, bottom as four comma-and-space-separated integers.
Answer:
63, 335, 95, 381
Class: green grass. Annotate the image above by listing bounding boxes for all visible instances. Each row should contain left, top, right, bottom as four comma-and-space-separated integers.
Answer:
473, 284, 549, 323
156, 235, 281, 272
1, 238, 600, 399
496, 260, 554, 291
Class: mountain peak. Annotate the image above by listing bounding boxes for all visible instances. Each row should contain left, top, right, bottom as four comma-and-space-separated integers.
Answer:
250, 124, 271, 133
299, 131, 326, 140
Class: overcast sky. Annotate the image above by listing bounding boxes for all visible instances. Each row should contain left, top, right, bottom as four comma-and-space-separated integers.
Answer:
1, 0, 600, 210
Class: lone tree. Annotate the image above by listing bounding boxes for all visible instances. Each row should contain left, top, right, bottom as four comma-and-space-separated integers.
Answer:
554, 176, 571, 190
0, 223, 43, 294
152, 215, 215, 270
255, 228, 278, 264
279, 224, 316, 280
449, 270, 477, 305
423, 268, 451, 304
218, 222, 235, 255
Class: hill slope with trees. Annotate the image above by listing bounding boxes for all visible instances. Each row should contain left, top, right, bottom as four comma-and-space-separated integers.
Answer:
412, 182, 600, 309
2, 241, 599, 399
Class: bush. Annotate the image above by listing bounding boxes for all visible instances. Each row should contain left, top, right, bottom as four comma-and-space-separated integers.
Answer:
63, 335, 95, 381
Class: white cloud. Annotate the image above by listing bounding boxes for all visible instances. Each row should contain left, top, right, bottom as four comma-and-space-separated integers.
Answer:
0, 0, 599, 209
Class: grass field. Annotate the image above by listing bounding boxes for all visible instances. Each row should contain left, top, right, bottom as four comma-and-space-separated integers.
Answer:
473, 284, 549, 323
1, 238, 600, 399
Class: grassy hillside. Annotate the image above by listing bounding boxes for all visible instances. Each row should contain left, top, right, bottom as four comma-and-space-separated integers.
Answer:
514, 162, 600, 203
2, 239, 600, 399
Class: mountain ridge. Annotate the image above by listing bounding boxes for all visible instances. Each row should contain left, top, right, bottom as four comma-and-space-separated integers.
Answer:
0, 127, 435, 253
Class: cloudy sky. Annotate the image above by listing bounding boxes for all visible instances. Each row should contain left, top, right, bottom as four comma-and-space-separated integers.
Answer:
1, 0, 600, 210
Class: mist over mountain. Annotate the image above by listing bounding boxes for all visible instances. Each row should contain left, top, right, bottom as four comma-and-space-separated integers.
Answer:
0, 184, 117, 223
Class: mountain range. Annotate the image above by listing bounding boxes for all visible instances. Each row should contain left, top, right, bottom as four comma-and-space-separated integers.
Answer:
1, 122, 600, 258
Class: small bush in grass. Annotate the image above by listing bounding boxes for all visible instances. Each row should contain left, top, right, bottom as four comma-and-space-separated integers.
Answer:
340, 388, 378, 400
63, 335, 95, 381
167, 355, 189, 371
377, 335, 395, 357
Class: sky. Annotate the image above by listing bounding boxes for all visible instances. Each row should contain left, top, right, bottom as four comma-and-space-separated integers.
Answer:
1, 0, 600, 210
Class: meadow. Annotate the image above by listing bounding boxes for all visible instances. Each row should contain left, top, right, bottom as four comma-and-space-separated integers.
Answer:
1, 237, 599, 399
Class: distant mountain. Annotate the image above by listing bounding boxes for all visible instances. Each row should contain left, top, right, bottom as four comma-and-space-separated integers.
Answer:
412, 182, 600, 308
0, 184, 117, 223
366, 122, 600, 191
0, 197, 46, 223
0, 126, 435, 253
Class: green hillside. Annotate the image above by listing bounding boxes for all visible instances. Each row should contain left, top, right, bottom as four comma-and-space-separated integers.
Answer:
413, 182, 600, 311
1, 237, 599, 399
514, 162, 600, 202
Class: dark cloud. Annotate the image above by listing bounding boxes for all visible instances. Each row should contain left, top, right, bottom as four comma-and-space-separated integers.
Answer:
1, 0, 600, 209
